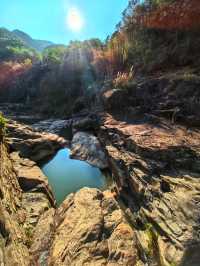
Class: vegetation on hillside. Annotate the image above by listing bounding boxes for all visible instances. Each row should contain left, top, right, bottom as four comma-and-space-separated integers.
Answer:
0, 0, 199, 117
37, 40, 105, 115
0, 28, 40, 62
13, 29, 53, 52
103, 0, 200, 73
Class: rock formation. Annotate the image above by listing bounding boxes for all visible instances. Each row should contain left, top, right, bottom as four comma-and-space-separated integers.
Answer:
6, 119, 68, 162
30, 188, 140, 266
0, 128, 141, 266
71, 132, 108, 169
0, 141, 30, 266
0, 72, 200, 266
98, 112, 200, 266
0, 119, 65, 265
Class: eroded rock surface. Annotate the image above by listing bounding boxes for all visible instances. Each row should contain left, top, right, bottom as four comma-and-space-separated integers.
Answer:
30, 188, 140, 266
6, 120, 68, 162
10, 152, 55, 206
0, 142, 30, 266
33, 119, 69, 134
71, 132, 108, 169
99, 113, 200, 266
32, 113, 99, 139
1, 73, 200, 266
0, 125, 56, 265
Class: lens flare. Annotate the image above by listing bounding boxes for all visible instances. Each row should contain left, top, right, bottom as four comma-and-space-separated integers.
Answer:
67, 7, 84, 32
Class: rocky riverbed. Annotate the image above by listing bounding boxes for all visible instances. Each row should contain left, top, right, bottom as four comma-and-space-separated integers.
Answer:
0, 116, 139, 266
0, 99, 200, 265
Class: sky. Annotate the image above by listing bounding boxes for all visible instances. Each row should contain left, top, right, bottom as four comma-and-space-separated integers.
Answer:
0, 0, 129, 44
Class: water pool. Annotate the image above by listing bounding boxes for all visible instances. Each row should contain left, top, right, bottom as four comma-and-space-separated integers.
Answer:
42, 148, 107, 205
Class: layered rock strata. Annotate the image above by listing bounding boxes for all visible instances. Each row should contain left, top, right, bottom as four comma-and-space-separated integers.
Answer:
98, 113, 200, 266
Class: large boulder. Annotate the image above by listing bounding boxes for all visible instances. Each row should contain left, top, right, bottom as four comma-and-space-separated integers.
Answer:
102, 89, 130, 111
70, 131, 108, 169
30, 188, 140, 266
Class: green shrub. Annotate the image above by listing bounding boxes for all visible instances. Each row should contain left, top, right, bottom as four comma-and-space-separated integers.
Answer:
0, 113, 7, 140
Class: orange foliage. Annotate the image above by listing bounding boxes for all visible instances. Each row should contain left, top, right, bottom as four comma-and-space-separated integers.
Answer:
91, 49, 109, 78
90, 31, 128, 79
0, 61, 32, 90
137, 0, 200, 30
92, 49, 118, 78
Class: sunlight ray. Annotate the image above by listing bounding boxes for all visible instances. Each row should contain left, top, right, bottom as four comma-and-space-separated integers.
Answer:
67, 7, 84, 32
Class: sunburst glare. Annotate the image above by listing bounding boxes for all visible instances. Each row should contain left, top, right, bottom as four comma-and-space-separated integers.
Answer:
67, 7, 84, 32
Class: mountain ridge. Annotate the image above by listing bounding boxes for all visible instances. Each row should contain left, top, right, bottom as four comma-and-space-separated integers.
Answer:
12, 29, 54, 52
0, 27, 54, 52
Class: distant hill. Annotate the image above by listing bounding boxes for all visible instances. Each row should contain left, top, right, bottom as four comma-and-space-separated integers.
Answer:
0, 27, 17, 39
12, 29, 53, 52
0, 27, 41, 62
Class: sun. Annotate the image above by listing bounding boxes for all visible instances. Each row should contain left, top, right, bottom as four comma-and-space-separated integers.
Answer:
67, 8, 84, 32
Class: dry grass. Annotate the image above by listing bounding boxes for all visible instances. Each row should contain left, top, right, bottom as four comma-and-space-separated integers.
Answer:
113, 67, 134, 89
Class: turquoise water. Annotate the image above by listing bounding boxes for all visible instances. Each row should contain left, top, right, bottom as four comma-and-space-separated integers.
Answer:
42, 148, 106, 205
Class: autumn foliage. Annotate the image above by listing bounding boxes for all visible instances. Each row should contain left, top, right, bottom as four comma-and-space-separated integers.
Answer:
0, 0, 199, 112
138, 0, 200, 30
0, 60, 32, 92
98, 0, 200, 75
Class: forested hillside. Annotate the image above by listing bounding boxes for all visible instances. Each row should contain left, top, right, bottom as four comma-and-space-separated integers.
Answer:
0, 28, 39, 62
0, 0, 200, 117
13, 29, 53, 52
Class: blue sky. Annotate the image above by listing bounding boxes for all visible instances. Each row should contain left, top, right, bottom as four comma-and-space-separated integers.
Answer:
0, 0, 129, 44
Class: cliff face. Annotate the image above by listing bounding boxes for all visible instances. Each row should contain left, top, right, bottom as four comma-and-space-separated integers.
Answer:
99, 113, 200, 266
0, 141, 29, 265
99, 74, 200, 266
0, 121, 64, 265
